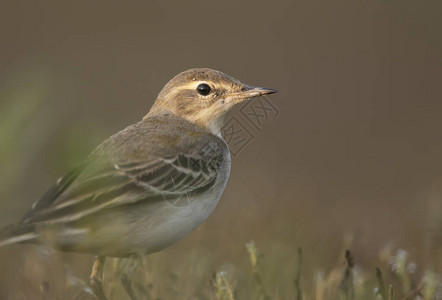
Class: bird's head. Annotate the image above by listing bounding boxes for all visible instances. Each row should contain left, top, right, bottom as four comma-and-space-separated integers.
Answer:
147, 68, 277, 135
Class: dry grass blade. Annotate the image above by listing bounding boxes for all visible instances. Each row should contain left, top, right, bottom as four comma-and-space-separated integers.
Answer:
246, 241, 271, 300
339, 250, 355, 300
376, 267, 388, 300
293, 247, 303, 300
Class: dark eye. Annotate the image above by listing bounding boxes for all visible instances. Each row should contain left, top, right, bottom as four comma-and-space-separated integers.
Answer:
197, 83, 211, 96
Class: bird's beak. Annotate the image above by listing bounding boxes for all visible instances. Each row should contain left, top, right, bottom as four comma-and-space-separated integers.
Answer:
228, 86, 277, 101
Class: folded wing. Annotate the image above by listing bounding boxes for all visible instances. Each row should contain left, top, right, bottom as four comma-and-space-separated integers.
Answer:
22, 153, 221, 225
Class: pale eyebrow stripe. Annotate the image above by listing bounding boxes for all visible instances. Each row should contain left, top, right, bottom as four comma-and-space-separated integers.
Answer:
176, 81, 211, 91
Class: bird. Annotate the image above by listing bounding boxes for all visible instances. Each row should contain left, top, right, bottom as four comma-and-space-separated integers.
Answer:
0, 68, 277, 299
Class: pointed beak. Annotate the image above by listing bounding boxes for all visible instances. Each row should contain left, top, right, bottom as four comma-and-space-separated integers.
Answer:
229, 86, 277, 100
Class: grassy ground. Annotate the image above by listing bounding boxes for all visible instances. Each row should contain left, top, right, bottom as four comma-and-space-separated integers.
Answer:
0, 237, 440, 300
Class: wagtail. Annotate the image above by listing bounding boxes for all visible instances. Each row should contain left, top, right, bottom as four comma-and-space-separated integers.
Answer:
0, 68, 277, 299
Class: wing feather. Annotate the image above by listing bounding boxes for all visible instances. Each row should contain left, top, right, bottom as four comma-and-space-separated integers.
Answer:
22, 153, 220, 224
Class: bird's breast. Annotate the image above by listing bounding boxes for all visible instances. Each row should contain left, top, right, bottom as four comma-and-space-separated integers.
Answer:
124, 153, 231, 255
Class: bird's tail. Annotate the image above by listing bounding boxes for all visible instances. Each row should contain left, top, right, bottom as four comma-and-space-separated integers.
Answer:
0, 224, 37, 248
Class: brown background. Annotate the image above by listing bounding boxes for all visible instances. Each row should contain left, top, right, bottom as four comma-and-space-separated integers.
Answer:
0, 0, 442, 298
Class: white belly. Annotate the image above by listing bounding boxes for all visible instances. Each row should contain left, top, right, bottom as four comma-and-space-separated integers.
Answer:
132, 186, 225, 254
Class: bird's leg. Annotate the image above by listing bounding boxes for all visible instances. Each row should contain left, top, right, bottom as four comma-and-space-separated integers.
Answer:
120, 254, 140, 300
89, 256, 108, 300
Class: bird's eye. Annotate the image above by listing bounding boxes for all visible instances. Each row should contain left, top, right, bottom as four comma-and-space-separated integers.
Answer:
197, 83, 211, 96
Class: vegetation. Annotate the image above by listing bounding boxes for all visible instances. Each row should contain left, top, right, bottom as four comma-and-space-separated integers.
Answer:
0, 239, 440, 299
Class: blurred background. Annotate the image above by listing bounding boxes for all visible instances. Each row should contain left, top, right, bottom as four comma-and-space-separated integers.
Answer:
1, 0, 442, 299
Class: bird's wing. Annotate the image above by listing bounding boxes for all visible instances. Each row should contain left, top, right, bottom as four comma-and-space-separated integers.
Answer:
22, 152, 222, 225
26, 160, 91, 213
